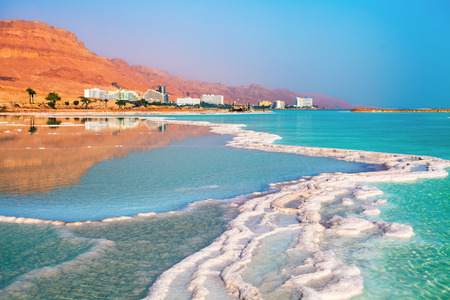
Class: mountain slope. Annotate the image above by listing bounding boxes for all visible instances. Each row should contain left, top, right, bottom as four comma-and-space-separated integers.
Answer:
0, 19, 354, 108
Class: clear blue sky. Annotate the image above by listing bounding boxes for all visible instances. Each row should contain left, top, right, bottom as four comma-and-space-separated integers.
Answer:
1, 0, 449, 108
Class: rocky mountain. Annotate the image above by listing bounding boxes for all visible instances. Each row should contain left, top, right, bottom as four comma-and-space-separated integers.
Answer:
0, 19, 354, 108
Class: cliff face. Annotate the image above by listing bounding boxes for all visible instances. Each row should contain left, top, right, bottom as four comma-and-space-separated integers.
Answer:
0, 19, 354, 108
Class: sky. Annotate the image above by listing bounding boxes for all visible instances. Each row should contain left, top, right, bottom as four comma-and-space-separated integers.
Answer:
1, 0, 449, 108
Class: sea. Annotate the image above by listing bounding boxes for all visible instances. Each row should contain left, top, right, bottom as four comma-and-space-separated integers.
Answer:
0, 110, 448, 299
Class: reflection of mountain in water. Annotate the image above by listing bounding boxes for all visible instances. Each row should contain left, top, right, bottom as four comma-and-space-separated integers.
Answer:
0, 116, 210, 194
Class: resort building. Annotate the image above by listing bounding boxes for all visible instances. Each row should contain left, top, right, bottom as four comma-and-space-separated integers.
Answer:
176, 97, 201, 106
295, 97, 313, 108
144, 87, 168, 103
84, 88, 116, 100
110, 90, 140, 101
258, 101, 272, 107
273, 100, 285, 109
201, 94, 224, 105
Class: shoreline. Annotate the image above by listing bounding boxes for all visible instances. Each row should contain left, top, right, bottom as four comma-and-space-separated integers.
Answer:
0, 110, 272, 117
1, 114, 449, 299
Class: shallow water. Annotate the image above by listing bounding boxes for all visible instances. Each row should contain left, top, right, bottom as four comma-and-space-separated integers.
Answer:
0, 114, 376, 299
0, 112, 448, 299
0, 202, 237, 299
356, 174, 450, 299
0, 116, 372, 222
167, 110, 450, 159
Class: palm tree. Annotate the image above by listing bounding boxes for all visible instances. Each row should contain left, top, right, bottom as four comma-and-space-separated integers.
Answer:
26, 88, 37, 104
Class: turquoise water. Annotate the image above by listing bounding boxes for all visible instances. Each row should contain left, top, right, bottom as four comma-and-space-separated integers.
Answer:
0, 133, 372, 222
0, 202, 237, 299
168, 111, 449, 299
167, 110, 450, 159
0, 111, 449, 299
362, 175, 450, 299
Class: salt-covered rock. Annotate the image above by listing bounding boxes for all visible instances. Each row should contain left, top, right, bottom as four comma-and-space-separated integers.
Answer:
374, 198, 387, 204
327, 216, 375, 236
361, 205, 381, 216
374, 221, 415, 238
291, 223, 325, 252
341, 198, 354, 206
352, 185, 383, 200
284, 251, 364, 300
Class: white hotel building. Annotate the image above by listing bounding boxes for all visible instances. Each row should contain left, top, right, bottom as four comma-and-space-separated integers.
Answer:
176, 97, 201, 106
295, 97, 313, 108
84, 88, 118, 100
84, 88, 107, 99
274, 100, 285, 109
201, 94, 224, 105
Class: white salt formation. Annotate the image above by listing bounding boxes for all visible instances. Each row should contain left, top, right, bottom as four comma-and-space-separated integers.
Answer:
142, 118, 449, 300
284, 251, 364, 300
340, 197, 354, 206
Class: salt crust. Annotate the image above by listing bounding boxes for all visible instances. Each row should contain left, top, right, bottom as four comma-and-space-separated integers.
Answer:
0, 116, 449, 299
340, 198, 354, 206
142, 118, 449, 300
284, 251, 364, 300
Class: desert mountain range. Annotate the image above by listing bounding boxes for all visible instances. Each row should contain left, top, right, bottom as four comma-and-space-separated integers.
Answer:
0, 19, 355, 108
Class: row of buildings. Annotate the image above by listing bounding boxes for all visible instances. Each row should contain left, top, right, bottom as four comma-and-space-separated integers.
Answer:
84, 86, 169, 102
84, 87, 224, 106
176, 94, 224, 106
84, 87, 313, 109
258, 97, 314, 109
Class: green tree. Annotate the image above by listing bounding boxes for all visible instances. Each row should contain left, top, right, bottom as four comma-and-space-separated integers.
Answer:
73, 100, 80, 106
26, 88, 37, 104
79, 97, 95, 108
45, 92, 61, 109
135, 98, 149, 107
104, 99, 109, 107
116, 100, 126, 108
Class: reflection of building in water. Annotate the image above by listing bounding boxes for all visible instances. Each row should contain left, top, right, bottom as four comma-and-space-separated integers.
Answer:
0, 115, 210, 195
142, 120, 166, 131
85, 118, 141, 131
